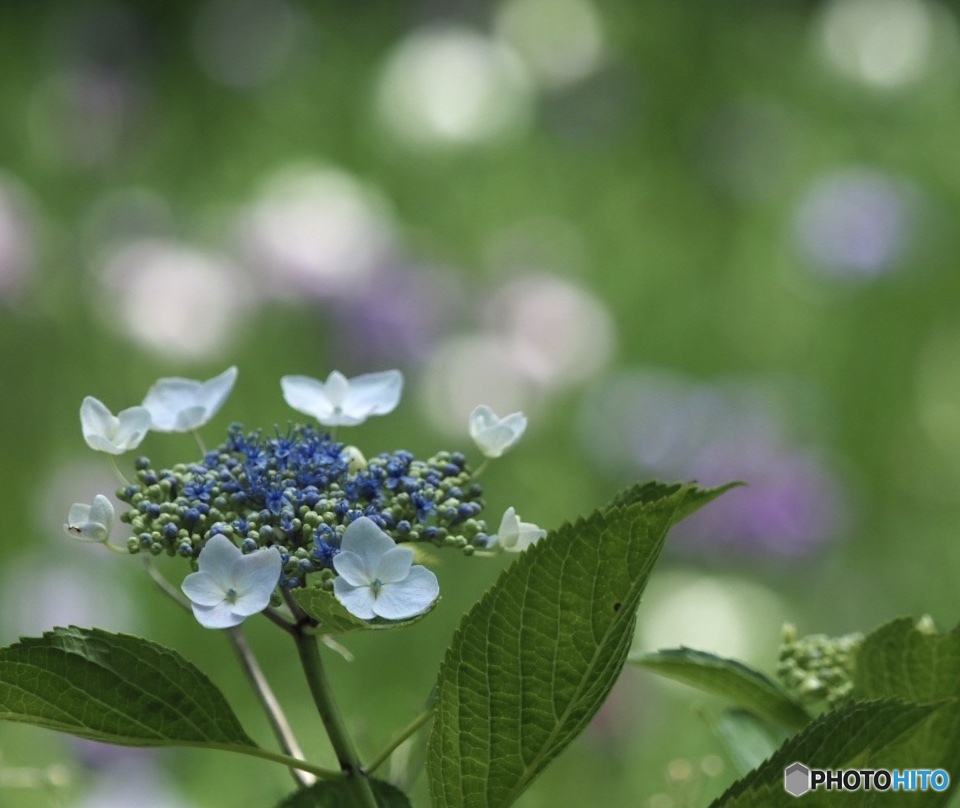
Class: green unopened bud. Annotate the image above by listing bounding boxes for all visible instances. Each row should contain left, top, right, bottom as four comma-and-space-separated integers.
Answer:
340, 445, 367, 472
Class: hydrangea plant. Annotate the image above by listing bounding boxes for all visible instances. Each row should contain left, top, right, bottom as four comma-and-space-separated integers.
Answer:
6, 366, 953, 806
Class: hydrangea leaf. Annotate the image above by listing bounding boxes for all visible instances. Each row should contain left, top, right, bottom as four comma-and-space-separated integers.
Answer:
629, 648, 811, 731
709, 699, 942, 807
292, 587, 437, 633
846, 617, 960, 807
274, 778, 411, 808
605, 479, 743, 514
0, 626, 257, 750
427, 481, 736, 808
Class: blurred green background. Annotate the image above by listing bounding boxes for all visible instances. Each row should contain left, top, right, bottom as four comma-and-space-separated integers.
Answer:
2, 0, 960, 805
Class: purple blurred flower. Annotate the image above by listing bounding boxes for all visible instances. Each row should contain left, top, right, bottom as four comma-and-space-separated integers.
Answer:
793, 169, 919, 279
674, 438, 846, 558
580, 370, 849, 558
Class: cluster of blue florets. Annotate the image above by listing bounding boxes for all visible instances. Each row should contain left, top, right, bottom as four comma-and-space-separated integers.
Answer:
117, 423, 488, 588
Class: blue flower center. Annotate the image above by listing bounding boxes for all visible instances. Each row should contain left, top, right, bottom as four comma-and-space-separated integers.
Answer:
370, 578, 383, 597
225, 587, 238, 604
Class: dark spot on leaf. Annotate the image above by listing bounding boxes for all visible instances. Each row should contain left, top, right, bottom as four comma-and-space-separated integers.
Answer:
613, 602, 622, 612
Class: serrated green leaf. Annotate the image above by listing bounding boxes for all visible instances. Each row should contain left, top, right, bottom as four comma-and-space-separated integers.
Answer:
292, 588, 437, 633
274, 778, 410, 808
630, 648, 810, 731
848, 617, 960, 807
0, 626, 257, 750
428, 481, 734, 808
606, 480, 743, 515
710, 699, 942, 808
855, 617, 960, 703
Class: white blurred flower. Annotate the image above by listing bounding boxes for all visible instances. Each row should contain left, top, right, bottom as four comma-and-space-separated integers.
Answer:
491, 506, 546, 553
63, 495, 115, 544
142, 366, 238, 433
333, 517, 439, 620
468, 404, 527, 458
281, 369, 403, 427
181, 535, 281, 629
80, 396, 151, 455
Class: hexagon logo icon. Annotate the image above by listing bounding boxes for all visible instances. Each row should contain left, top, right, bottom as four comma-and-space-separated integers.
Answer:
784, 762, 811, 797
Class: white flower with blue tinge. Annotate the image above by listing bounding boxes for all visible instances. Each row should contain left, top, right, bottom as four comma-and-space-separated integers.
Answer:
333, 517, 439, 620
142, 366, 238, 432
468, 405, 527, 458
63, 495, 115, 543
181, 535, 282, 629
281, 369, 403, 427
491, 507, 546, 553
80, 396, 151, 455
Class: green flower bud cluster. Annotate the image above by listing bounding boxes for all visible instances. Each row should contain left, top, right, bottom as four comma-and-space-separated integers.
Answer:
115, 423, 489, 588
777, 623, 863, 706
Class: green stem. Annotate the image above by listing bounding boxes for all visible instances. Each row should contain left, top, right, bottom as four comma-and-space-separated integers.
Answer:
211, 742, 340, 781
144, 559, 315, 787
293, 627, 378, 808
107, 455, 129, 486
226, 627, 315, 788
191, 429, 207, 456
472, 459, 490, 478
366, 708, 434, 775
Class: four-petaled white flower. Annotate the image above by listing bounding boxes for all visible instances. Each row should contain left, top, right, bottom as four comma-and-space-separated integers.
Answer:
468, 405, 527, 458
181, 535, 282, 629
281, 369, 403, 427
333, 517, 439, 620
142, 366, 238, 433
80, 396, 152, 455
63, 495, 115, 543
491, 507, 546, 553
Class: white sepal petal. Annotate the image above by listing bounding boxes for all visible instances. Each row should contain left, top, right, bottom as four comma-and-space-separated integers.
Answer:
468, 405, 527, 458
373, 566, 439, 620
333, 579, 378, 620
340, 518, 397, 570
80, 397, 151, 455
181, 571, 228, 606
492, 506, 546, 553
182, 535, 282, 630
191, 601, 245, 630
280, 369, 403, 427
142, 366, 238, 433
332, 550, 372, 588
375, 546, 415, 584
332, 516, 440, 621
63, 494, 115, 543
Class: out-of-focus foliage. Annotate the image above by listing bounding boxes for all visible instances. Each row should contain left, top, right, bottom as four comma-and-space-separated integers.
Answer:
2, 0, 960, 805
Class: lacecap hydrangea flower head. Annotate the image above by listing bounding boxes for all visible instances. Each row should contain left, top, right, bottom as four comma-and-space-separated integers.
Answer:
83, 368, 541, 627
